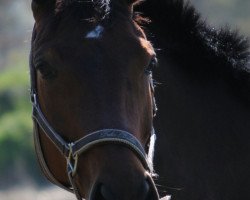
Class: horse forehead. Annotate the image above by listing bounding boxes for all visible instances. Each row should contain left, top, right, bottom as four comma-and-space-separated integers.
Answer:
85, 25, 104, 39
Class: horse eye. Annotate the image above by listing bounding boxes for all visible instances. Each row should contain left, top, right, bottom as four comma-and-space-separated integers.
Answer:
36, 62, 57, 80
145, 57, 158, 75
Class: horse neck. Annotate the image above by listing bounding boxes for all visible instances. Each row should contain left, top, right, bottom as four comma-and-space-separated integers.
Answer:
153, 54, 250, 198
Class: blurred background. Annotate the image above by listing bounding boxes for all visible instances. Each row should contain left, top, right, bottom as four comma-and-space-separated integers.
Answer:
0, 0, 249, 199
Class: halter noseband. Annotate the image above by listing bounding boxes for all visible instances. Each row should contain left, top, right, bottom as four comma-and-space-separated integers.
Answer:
31, 89, 157, 199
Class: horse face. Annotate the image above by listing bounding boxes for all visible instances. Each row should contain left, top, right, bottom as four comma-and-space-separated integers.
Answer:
31, 0, 158, 199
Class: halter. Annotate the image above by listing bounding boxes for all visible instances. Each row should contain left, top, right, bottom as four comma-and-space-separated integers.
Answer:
29, 20, 165, 198
30, 34, 160, 200
31, 77, 157, 200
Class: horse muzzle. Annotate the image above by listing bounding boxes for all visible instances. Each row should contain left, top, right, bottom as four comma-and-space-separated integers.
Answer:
89, 172, 160, 200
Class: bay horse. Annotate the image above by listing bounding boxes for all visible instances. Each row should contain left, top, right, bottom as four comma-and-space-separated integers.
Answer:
30, 0, 170, 200
136, 0, 250, 199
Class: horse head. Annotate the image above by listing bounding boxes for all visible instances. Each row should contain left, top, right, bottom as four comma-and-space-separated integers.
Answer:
30, 0, 161, 199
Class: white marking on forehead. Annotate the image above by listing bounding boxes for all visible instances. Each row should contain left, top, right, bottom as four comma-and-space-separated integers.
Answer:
85, 25, 104, 39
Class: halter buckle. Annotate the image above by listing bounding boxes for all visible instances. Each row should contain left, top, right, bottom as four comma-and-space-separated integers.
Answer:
67, 143, 78, 176
31, 92, 37, 105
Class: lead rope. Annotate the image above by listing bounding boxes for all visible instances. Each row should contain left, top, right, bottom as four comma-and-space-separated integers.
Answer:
67, 143, 83, 200
68, 170, 82, 200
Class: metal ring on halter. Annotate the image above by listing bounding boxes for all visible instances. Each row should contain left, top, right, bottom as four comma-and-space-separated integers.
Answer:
67, 143, 79, 177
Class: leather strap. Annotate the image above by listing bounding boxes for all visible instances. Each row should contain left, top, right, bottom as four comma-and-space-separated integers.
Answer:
32, 93, 70, 157
32, 92, 150, 170
31, 90, 154, 199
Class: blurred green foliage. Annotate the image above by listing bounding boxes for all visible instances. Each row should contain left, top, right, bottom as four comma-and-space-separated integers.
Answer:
0, 51, 45, 188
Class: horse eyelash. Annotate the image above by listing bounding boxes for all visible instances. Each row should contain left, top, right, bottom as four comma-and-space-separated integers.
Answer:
36, 62, 57, 80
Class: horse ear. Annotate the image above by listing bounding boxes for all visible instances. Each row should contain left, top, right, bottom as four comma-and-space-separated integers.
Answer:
31, 0, 56, 21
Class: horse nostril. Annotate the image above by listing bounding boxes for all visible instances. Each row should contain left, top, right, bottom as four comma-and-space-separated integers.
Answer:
101, 184, 115, 200
91, 184, 114, 200
145, 177, 160, 200
144, 180, 150, 193
145, 188, 159, 200
90, 175, 159, 200
139, 178, 158, 200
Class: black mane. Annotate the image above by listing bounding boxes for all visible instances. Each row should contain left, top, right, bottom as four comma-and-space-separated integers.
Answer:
55, 0, 144, 25
55, 0, 110, 21
136, 0, 250, 93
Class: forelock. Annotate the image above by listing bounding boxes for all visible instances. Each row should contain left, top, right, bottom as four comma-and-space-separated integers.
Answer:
55, 0, 111, 18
